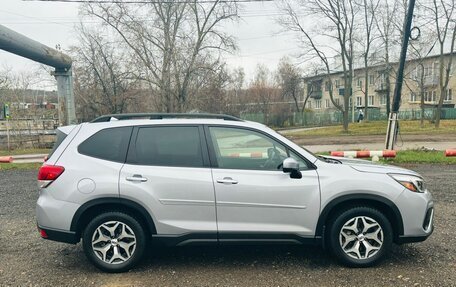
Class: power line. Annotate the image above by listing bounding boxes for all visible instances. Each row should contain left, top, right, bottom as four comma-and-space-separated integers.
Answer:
0, 9, 74, 28
22, 0, 274, 3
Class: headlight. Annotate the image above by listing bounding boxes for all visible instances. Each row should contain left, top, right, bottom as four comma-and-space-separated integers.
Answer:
388, 173, 426, 193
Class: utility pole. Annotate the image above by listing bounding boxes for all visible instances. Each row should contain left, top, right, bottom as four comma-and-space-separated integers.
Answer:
385, 0, 416, 150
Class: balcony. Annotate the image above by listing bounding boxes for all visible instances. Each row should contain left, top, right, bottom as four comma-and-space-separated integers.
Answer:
375, 83, 388, 92
309, 90, 322, 99
423, 76, 439, 87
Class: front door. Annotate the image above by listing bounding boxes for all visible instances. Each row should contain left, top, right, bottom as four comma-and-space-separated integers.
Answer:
207, 126, 320, 238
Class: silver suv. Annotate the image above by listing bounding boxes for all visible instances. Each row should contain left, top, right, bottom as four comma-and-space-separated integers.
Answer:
36, 113, 434, 272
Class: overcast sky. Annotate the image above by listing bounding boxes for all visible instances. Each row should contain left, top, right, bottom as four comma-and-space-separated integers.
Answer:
0, 0, 300, 89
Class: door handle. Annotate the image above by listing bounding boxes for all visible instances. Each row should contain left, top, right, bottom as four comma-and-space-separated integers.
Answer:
216, 177, 238, 185
126, 174, 148, 182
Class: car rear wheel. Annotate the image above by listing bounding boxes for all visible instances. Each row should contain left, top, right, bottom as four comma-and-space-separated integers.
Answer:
82, 212, 146, 273
328, 206, 393, 267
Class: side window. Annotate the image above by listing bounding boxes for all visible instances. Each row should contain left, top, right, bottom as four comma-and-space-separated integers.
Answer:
78, 127, 132, 163
289, 151, 309, 171
48, 129, 68, 159
209, 127, 290, 171
134, 126, 204, 168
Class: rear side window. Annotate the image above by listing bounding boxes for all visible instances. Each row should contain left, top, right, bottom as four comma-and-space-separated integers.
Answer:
48, 129, 68, 159
78, 127, 132, 163
133, 126, 204, 167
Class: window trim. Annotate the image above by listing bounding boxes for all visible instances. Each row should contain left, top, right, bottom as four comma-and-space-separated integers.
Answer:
125, 124, 211, 168
203, 125, 316, 171
77, 126, 134, 163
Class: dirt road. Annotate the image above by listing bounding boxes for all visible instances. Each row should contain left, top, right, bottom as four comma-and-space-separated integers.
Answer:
1, 165, 455, 286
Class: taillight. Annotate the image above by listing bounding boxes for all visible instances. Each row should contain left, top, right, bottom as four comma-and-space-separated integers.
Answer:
38, 165, 65, 188
38, 228, 48, 238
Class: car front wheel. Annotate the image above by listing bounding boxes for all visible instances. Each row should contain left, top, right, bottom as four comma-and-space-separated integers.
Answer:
82, 211, 146, 273
328, 206, 393, 267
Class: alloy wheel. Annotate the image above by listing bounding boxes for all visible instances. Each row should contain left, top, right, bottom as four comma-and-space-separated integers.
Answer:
339, 216, 384, 260
91, 221, 137, 264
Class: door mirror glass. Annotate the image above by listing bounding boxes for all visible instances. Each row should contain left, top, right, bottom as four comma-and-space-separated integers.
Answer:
282, 157, 302, 179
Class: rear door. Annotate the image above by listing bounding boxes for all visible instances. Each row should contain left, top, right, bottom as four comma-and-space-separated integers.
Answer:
119, 125, 217, 237
206, 126, 320, 238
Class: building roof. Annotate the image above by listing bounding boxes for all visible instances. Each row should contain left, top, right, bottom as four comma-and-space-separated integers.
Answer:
303, 52, 456, 81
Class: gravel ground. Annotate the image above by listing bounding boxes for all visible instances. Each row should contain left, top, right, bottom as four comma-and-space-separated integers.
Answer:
0, 165, 455, 287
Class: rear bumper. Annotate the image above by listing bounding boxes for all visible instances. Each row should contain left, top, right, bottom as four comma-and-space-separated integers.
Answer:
37, 225, 79, 244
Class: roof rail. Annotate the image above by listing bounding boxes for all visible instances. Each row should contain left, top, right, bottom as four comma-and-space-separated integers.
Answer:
90, 113, 242, 123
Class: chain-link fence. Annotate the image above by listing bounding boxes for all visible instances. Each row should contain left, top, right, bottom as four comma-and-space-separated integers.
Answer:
241, 108, 456, 128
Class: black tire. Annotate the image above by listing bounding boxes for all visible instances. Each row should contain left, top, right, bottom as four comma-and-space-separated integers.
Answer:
328, 206, 393, 267
82, 211, 147, 273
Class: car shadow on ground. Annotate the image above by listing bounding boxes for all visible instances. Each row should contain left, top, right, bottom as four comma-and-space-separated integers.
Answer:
59, 242, 431, 273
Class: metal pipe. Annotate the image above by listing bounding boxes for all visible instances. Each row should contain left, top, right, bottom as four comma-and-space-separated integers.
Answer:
0, 24, 72, 69
0, 24, 76, 125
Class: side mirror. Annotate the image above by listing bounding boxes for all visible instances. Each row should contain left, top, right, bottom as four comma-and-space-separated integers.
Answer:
282, 157, 302, 179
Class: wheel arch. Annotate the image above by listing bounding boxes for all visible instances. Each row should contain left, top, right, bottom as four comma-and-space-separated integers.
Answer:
70, 197, 157, 239
316, 194, 404, 242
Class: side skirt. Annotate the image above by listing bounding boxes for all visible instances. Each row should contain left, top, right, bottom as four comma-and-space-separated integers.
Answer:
152, 232, 321, 247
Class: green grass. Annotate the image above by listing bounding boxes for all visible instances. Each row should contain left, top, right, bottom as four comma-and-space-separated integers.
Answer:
285, 120, 456, 137
0, 148, 50, 156
319, 150, 456, 164
382, 150, 456, 164
0, 162, 42, 170
0, 148, 48, 170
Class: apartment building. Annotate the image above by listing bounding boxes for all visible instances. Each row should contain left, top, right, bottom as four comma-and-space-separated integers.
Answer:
303, 53, 455, 112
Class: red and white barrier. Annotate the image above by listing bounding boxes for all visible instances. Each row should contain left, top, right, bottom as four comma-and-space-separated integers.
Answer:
330, 150, 396, 158
0, 154, 47, 164
228, 152, 268, 158
445, 149, 456, 157
0, 156, 13, 163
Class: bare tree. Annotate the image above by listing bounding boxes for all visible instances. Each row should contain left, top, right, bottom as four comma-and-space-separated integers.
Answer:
373, 0, 401, 116
249, 64, 278, 123
70, 26, 140, 121
83, 0, 238, 113
279, 0, 358, 131
276, 57, 304, 113
357, 0, 379, 121
403, 4, 437, 128
426, 0, 456, 128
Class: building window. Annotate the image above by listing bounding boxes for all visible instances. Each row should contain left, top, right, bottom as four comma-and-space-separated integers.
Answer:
356, 96, 362, 107
335, 79, 341, 88
368, 95, 374, 106
335, 98, 340, 106
410, 92, 417, 102
357, 78, 362, 88
380, 94, 386, 105
325, 99, 330, 108
433, 62, 439, 76
369, 74, 374, 85
445, 89, 453, 101
315, 100, 322, 109
425, 91, 437, 102
308, 101, 312, 109
325, 81, 331, 91
413, 65, 423, 80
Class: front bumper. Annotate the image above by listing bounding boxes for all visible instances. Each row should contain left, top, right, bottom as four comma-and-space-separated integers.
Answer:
395, 189, 434, 242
